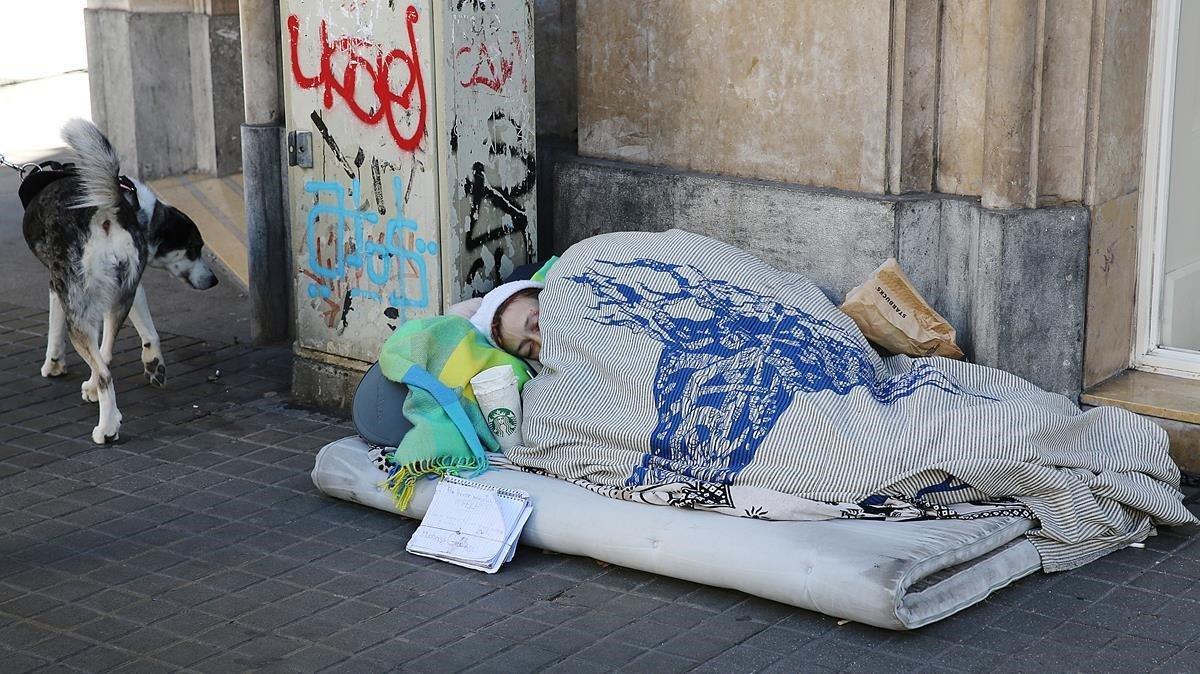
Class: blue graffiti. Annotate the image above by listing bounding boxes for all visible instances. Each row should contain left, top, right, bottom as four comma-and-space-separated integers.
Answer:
569, 259, 968, 487
304, 176, 437, 320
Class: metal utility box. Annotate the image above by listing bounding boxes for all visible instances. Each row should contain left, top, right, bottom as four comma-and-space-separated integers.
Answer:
281, 0, 536, 405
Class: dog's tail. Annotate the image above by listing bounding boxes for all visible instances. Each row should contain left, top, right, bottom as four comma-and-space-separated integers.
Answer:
61, 118, 122, 211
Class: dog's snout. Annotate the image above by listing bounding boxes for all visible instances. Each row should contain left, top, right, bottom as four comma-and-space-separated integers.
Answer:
187, 259, 219, 290
189, 270, 218, 290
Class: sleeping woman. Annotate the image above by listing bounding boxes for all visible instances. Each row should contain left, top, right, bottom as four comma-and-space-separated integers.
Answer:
432, 231, 1193, 574
447, 280, 543, 364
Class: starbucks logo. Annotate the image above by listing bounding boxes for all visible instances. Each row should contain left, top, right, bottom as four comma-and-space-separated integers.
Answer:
487, 408, 518, 437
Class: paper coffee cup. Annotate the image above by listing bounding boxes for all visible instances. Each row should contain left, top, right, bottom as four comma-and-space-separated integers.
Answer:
470, 365, 523, 450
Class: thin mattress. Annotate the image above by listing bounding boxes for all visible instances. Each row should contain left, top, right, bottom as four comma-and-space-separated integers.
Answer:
311, 436, 1041, 630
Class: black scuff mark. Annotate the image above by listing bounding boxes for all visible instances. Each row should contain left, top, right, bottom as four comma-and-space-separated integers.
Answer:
405, 159, 418, 204
339, 290, 354, 330
371, 158, 386, 215
310, 111, 356, 180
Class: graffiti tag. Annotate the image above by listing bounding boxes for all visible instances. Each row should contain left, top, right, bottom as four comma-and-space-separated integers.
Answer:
449, 111, 535, 290
455, 32, 525, 93
303, 176, 436, 325
287, 6, 427, 153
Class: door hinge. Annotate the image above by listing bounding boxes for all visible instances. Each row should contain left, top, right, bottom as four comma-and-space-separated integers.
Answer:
287, 130, 313, 168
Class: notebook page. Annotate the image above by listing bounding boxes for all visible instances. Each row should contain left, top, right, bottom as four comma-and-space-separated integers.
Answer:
407, 527, 505, 563
419, 480, 508, 541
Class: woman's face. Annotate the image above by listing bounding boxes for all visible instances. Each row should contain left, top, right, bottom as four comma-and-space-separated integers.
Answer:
496, 292, 541, 360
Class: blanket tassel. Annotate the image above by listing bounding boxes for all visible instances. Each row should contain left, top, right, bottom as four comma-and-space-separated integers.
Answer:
380, 456, 486, 512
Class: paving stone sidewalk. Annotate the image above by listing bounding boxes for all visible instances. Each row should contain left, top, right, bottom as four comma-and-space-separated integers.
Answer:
2, 300, 1200, 673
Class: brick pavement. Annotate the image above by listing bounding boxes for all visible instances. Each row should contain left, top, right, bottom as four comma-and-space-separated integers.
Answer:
2, 299, 1200, 673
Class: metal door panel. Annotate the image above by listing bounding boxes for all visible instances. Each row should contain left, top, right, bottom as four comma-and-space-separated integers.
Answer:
435, 0, 538, 300
282, 0, 442, 362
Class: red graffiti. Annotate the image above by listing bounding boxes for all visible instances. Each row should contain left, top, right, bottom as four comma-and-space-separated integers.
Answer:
455, 32, 524, 92
288, 7, 427, 153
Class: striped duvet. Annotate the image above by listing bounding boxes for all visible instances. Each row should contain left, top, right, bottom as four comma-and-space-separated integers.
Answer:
505, 229, 1196, 571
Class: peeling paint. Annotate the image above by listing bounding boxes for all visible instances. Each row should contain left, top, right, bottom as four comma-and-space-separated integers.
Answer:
444, 0, 538, 300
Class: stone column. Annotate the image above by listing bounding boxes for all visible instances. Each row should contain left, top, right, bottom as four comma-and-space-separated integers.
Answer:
84, 0, 244, 179
981, 0, 1043, 209
887, 0, 941, 194
239, 0, 291, 344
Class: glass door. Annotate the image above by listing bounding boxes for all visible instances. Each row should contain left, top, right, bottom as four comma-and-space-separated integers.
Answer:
1137, 0, 1200, 378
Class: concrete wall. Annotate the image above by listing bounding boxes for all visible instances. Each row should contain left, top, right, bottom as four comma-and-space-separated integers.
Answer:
1082, 0, 1153, 387
84, 0, 244, 179
563, 0, 1158, 393
533, 0, 577, 259
936, 0, 1152, 387
534, 0, 576, 141
576, 0, 892, 193
556, 156, 1090, 399
936, 0, 987, 197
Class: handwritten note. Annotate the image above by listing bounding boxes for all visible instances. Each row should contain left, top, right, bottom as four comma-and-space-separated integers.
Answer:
406, 478, 532, 573
419, 482, 507, 540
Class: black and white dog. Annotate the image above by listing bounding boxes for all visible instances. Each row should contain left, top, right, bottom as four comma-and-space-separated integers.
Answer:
22, 119, 218, 444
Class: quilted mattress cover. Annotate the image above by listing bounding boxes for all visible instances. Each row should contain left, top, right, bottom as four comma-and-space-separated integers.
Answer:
312, 436, 1041, 630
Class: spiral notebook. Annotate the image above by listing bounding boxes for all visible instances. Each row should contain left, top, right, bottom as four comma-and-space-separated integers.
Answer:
405, 476, 532, 573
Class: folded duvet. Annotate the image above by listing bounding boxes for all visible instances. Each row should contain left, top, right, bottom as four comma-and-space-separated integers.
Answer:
504, 229, 1197, 571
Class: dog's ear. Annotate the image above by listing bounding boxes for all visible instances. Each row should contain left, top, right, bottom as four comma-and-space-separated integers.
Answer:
118, 176, 139, 211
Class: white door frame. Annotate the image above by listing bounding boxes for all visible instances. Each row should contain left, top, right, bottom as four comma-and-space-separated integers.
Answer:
1134, 0, 1200, 379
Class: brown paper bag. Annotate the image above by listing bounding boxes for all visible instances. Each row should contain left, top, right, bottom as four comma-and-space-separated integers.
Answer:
839, 258, 965, 359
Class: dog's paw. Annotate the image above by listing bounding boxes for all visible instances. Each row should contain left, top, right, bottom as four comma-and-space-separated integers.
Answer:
80, 379, 99, 403
91, 425, 119, 444
143, 358, 166, 388
40, 358, 67, 378
91, 410, 121, 444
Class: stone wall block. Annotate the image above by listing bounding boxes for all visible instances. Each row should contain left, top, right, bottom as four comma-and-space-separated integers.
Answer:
970, 210, 1005, 369
982, 0, 1041, 209
84, 7, 244, 179
577, 0, 650, 162
889, 0, 942, 194
555, 155, 1090, 399
553, 159, 672, 248
188, 14, 216, 174
1037, 0, 1093, 204
994, 207, 1091, 397
577, 0, 891, 192
84, 10, 110, 147
1087, 0, 1152, 205
1084, 191, 1140, 387
128, 11, 196, 179
895, 198, 945, 308
207, 14, 245, 175
937, 198, 980, 359
86, 10, 139, 174
555, 158, 896, 301
936, 0, 988, 196
534, 0, 577, 140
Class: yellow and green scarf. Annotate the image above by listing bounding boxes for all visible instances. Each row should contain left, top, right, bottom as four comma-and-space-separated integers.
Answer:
377, 315, 533, 509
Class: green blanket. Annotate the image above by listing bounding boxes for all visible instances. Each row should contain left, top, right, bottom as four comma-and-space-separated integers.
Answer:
377, 315, 533, 508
